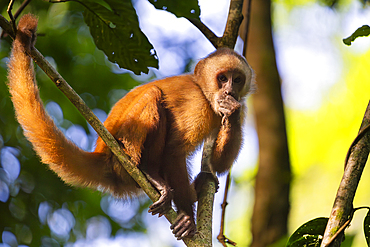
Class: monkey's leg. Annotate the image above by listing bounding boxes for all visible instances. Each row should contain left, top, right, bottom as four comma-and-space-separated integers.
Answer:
118, 86, 174, 217
164, 156, 196, 239
144, 112, 174, 216
141, 139, 173, 217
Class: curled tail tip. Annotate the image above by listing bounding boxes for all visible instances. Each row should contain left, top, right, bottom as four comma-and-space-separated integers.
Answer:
14, 14, 38, 53
17, 14, 38, 33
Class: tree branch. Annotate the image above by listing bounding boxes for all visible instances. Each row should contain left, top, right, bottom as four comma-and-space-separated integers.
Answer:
186, 18, 219, 48
187, 0, 244, 49
0, 13, 15, 38
219, 0, 244, 48
321, 100, 370, 247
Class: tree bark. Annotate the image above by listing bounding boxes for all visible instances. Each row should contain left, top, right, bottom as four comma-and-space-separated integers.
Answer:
244, 0, 291, 246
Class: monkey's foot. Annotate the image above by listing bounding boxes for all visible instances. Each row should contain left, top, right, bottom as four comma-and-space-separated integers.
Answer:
193, 171, 219, 198
170, 212, 196, 240
148, 188, 173, 217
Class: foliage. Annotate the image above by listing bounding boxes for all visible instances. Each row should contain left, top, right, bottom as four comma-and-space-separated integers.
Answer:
364, 209, 370, 246
287, 207, 370, 247
149, 0, 200, 19
76, 0, 158, 75
343, 25, 370, 46
286, 217, 328, 247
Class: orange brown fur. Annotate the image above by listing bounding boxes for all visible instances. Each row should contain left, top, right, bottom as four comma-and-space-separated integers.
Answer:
7, 14, 254, 239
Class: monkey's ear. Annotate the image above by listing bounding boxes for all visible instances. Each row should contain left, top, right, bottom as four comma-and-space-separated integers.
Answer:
194, 59, 206, 77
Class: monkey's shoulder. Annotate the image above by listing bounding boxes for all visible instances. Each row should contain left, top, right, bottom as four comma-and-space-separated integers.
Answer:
149, 75, 208, 107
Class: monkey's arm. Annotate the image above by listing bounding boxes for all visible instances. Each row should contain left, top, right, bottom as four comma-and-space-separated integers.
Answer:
210, 92, 243, 174
210, 111, 242, 174
192, 100, 242, 197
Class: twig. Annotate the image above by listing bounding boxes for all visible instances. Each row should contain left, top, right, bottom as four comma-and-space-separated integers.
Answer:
324, 219, 351, 246
217, 172, 237, 247
13, 0, 33, 20
186, 18, 219, 48
321, 100, 370, 247
2, 0, 32, 38
7, 0, 17, 35
324, 207, 369, 246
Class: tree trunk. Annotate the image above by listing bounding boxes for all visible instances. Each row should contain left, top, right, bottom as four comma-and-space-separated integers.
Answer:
243, 0, 291, 246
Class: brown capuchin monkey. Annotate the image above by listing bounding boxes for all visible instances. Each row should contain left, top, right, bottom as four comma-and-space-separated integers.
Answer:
7, 14, 254, 239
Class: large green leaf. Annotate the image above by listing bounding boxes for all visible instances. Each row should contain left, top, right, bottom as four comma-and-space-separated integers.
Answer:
74, 0, 158, 74
149, 0, 200, 19
286, 217, 328, 247
343, 25, 370, 46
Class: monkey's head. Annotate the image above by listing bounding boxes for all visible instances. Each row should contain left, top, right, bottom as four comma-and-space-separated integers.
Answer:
194, 48, 255, 118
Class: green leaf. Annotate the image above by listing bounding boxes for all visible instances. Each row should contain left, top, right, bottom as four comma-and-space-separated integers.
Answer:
343, 25, 370, 46
364, 209, 370, 246
148, 0, 200, 19
73, 0, 158, 74
286, 217, 328, 247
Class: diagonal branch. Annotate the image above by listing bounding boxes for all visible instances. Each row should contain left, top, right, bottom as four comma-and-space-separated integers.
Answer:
321, 100, 370, 247
186, 18, 219, 48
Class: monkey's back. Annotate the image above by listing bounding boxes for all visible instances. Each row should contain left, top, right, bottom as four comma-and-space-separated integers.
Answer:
95, 75, 219, 157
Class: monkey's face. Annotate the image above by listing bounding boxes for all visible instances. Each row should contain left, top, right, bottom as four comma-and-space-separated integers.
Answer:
213, 69, 246, 118
216, 69, 246, 101
196, 52, 254, 118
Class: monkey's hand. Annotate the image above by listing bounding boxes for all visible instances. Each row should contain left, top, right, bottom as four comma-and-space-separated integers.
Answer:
145, 173, 174, 217
216, 94, 241, 125
171, 212, 196, 240
148, 185, 174, 217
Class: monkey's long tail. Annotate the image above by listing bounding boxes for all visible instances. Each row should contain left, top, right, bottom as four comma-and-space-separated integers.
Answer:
6, 14, 116, 191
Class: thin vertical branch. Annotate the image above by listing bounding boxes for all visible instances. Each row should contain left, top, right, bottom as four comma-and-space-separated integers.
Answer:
242, 0, 252, 56
7, 0, 17, 35
219, 0, 244, 48
217, 172, 237, 247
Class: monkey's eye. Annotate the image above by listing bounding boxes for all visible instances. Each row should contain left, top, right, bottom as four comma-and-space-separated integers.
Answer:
234, 77, 242, 84
218, 74, 228, 83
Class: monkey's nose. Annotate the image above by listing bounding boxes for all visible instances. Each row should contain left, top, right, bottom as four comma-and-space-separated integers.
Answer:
224, 90, 231, 95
